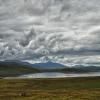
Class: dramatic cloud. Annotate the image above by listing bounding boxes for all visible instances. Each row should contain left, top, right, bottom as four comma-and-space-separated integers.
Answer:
0, 0, 100, 66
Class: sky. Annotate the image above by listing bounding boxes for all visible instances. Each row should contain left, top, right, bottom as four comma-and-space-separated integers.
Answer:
0, 0, 100, 66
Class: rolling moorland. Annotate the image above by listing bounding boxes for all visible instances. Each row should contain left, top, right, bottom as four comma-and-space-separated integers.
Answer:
0, 61, 100, 100
0, 77, 100, 100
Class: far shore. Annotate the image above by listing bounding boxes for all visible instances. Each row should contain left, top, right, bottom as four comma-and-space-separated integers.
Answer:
2, 72, 100, 79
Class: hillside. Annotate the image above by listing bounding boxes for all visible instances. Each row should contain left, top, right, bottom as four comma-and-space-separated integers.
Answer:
0, 60, 100, 77
31, 61, 100, 73
42, 66, 100, 73
32, 61, 66, 69
0, 61, 40, 77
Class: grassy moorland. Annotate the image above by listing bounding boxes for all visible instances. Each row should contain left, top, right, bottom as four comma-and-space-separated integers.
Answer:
0, 77, 100, 100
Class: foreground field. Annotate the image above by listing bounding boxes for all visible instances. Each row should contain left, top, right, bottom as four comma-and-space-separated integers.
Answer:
0, 77, 100, 100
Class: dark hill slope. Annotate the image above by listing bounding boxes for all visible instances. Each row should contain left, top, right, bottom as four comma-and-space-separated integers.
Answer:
0, 61, 40, 77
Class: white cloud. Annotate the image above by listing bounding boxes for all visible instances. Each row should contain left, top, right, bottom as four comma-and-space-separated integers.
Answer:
0, 0, 100, 66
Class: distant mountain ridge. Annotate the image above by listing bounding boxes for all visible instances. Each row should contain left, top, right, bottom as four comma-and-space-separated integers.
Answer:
0, 60, 100, 77
0, 60, 66, 69
31, 61, 66, 69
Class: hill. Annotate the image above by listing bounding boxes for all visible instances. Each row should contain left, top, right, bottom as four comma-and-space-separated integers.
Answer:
0, 60, 100, 77
31, 61, 66, 69
31, 61, 100, 73
0, 60, 40, 77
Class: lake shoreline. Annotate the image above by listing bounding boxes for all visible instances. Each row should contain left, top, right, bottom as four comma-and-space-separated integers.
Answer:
3, 72, 100, 79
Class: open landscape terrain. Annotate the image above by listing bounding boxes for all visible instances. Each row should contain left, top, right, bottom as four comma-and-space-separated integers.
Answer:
0, 77, 100, 100
1, 60, 100, 78
0, 61, 100, 100
1, 0, 100, 100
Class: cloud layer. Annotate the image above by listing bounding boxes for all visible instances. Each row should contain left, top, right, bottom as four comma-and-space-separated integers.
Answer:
0, 0, 100, 66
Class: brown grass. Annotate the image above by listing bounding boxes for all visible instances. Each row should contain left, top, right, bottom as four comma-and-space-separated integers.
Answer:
0, 77, 100, 100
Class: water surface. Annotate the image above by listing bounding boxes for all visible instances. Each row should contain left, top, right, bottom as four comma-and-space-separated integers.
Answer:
18, 72, 100, 79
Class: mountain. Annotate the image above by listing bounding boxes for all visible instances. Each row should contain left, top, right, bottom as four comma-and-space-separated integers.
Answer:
0, 60, 40, 77
31, 61, 66, 69
0, 60, 100, 78
31, 61, 100, 73
53, 66, 100, 73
